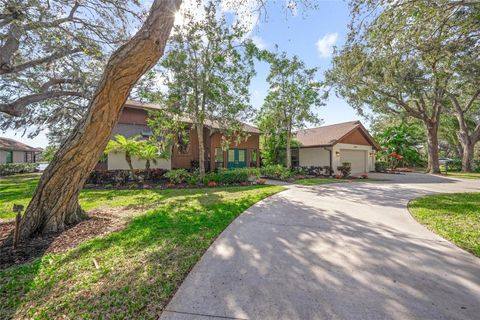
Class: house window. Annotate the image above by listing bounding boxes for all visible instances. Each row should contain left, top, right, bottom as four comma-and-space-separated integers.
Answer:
6, 151, 13, 163
215, 147, 224, 169
250, 149, 258, 167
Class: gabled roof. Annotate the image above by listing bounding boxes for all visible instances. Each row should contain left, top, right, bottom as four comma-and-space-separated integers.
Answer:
295, 121, 379, 149
124, 100, 260, 134
0, 137, 42, 152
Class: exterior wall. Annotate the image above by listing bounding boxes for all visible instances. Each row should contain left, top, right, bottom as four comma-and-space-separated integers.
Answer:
339, 129, 371, 146
171, 127, 201, 169
332, 143, 375, 174
107, 152, 171, 170
118, 106, 149, 125
13, 151, 25, 163
111, 106, 261, 171
0, 150, 5, 164
209, 133, 260, 170
298, 147, 331, 167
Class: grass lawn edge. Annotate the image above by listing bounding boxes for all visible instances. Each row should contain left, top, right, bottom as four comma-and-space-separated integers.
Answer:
407, 193, 480, 258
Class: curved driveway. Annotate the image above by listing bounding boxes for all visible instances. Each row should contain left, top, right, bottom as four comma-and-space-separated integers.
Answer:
161, 173, 480, 320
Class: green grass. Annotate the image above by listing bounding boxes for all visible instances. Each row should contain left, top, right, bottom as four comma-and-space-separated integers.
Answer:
442, 172, 480, 179
294, 177, 380, 186
0, 175, 284, 319
295, 178, 351, 185
409, 193, 480, 257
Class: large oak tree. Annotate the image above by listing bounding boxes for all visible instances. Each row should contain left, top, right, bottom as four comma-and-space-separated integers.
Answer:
326, 0, 480, 173
0, 0, 145, 141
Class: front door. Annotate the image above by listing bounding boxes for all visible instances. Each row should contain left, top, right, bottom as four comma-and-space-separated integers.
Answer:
227, 149, 247, 168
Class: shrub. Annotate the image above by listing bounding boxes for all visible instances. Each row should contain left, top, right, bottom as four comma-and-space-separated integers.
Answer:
293, 166, 331, 177
207, 181, 217, 187
164, 169, 190, 184
187, 170, 200, 185
445, 159, 480, 173
375, 161, 388, 172
337, 162, 351, 178
203, 168, 255, 185
0, 163, 39, 176
86, 168, 168, 185
323, 166, 334, 176
260, 164, 292, 180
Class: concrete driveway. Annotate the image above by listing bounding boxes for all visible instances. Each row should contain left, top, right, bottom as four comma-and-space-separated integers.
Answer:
160, 173, 480, 320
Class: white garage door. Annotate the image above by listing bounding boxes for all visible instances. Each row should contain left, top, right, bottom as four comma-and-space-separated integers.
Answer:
340, 149, 367, 174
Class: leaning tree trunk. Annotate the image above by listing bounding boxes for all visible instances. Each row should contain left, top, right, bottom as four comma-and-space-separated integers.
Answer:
197, 123, 206, 177
426, 121, 441, 174
18, 0, 182, 239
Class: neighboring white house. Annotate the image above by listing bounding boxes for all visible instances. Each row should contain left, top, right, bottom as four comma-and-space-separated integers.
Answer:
292, 121, 379, 175
0, 137, 42, 165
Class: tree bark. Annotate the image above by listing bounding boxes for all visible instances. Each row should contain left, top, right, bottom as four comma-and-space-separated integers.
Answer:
460, 139, 474, 172
197, 123, 205, 176
448, 91, 480, 172
426, 121, 441, 174
286, 130, 292, 169
18, 0, 182, 239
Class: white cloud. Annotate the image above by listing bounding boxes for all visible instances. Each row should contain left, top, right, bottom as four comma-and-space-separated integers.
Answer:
316, 33, 339, 58
251, 35, 268, 50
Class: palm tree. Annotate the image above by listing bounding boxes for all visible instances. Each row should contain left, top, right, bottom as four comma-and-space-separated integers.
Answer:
136, 142, 159, 176
105, 135, 140, 178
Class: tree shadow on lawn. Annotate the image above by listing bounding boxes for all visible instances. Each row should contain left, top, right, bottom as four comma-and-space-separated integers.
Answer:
0, 185, 280, 319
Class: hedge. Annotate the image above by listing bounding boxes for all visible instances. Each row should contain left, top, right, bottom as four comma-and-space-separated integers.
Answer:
86, 168, 168, 184
446, 159, 480, 172
0, 163, 39, 176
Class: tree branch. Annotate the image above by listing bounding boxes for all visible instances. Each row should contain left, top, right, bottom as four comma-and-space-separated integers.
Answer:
0, 90, 86, 117
0, 48, 83, 75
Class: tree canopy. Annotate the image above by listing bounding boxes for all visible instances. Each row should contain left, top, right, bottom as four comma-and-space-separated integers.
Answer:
325, 0, 480, 172
145, 0, 256, 175
0, 0, 144, 140
258, 50, 323, 168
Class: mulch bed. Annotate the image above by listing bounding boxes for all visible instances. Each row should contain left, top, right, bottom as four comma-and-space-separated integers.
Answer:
0, 211, 126, 270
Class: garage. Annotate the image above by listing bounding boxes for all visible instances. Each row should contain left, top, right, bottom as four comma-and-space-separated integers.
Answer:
340, 149, 367, 174
293, 121, 379, 175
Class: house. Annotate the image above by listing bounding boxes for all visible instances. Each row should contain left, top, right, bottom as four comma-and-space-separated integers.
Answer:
0, 137, 42, 164
292, 121, 379, 175
103, 100, 261, 171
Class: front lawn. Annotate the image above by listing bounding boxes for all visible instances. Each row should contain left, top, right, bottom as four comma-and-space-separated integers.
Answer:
409, 193, 480, 257
442, 172, 480, 180
0, 175, 284, 319
295, 177, 351, 185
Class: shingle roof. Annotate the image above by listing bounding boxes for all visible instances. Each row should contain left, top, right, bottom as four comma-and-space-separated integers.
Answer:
0, 137, 42, 152
124, 100, 260, 134
295, 121, 378, 148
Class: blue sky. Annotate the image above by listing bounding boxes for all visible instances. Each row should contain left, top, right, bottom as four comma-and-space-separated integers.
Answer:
2, 0, 365, 148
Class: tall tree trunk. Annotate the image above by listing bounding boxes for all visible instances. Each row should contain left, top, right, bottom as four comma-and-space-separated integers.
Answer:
459, 139, 474, 173
426, 121, 440, 174
286, 130, 292, 169
197, 123, 205, 176
18, 0, 182, 239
